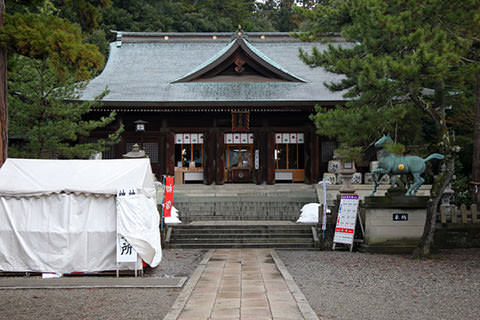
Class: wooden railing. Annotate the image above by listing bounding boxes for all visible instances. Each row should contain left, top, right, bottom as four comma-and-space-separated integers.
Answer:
439, 204, 479, 224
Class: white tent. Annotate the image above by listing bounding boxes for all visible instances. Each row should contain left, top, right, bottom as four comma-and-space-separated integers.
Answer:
0, 158, 162, 274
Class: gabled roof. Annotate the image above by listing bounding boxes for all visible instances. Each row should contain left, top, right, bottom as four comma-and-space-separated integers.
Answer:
78, 31, 350, 109
173, 36, 305, 83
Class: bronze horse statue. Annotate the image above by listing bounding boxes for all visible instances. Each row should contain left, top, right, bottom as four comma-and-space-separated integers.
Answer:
370, 135, 444, 196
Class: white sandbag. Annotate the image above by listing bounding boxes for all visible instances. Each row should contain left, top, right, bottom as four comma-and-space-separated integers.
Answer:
164, 206, 182, 224
297, 203, 320, 223
297, 203, 330, 224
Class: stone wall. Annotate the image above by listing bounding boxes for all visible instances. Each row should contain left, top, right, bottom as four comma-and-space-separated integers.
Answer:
434, 224, 480, 248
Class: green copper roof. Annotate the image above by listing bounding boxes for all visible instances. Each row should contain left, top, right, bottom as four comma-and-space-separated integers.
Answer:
78, 32, 350, 106
173, 39, 237, 82
242, 38, 306, 82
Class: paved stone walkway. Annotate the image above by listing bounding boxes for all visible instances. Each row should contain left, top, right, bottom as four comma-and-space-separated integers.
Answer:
164, 249, 318, 320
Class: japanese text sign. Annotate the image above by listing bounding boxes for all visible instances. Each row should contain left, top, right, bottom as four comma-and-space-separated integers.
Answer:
117, 235, 137, 263
163, 176, 174, 217
333, 194, 359, 245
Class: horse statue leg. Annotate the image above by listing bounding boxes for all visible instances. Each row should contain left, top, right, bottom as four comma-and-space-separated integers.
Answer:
370, 168, 386, 196
406, 172, 424, 196
391, 175, 397, 189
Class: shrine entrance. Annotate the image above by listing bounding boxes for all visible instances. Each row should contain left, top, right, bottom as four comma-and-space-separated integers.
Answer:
225, 144, 254, 183
223, 132, 254, 183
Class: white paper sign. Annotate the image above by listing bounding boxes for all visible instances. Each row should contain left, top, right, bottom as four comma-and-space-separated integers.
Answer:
333, 194, 359, 245
117, 235, 137, 263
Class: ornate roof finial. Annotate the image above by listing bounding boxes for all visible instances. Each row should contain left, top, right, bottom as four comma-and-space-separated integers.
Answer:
234, 24, 246, 39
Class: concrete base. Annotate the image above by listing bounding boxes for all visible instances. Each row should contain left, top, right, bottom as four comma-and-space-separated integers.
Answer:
362, 195, 428, 253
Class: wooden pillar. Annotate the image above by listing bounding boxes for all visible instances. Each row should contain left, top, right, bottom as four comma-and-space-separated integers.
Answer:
304, 131, 312, 184
165, 132, 175, 176
215, 130, 225, 185
158, 133, 166, 175
266, 131, 275, 184
204, 129, 216, 185
311, 132, 320, 183
254, 129, 264, 184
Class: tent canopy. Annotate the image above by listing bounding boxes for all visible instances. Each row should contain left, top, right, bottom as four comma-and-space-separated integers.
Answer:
0, 158, 155, 197
0, 158, 162, 273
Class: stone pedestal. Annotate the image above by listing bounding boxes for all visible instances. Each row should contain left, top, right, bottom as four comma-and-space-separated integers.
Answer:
361, 194, 428, 253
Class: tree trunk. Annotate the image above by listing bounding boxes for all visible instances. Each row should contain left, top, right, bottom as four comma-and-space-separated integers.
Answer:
0, 0, 7, 166
472, 72, 480, 205
413, 79, 452, 258
413, 156, 455, 257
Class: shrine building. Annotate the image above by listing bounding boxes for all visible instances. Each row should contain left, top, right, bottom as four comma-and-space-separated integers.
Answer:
79, 29, 348, 184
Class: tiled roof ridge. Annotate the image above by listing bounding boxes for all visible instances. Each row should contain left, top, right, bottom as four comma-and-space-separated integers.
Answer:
111, 30, 344, 43
172, 37, 306, 83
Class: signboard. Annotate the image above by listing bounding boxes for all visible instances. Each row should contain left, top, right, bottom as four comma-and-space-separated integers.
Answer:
333, 194, 359, 246
117, 235, 137, 263
163, 176, 174, 217
393, 213, 408, 221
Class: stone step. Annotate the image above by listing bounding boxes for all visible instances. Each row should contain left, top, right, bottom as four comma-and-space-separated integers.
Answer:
171, 233, 312, 242
167, 222, 317, 249
167, 242, 315, 249
171, 225, 312, 230
172, 231, 312, 237
172, 237, 313, 243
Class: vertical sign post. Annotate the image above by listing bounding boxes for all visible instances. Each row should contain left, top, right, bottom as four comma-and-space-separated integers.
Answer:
333, 194, 360, 252
161, 176, 174, 233
319, 180, 330, 239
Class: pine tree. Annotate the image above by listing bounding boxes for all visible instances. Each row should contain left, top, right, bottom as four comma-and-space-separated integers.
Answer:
1, 10, 122, 158
0, 0, 7, 166
299, 0, 480, 256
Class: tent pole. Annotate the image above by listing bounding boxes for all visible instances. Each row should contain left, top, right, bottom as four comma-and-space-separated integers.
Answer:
160, 175, 166, 234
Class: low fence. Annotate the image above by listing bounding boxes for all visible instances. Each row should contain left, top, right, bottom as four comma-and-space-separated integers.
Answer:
438, 204, 479, 224
435, 204, 480, 248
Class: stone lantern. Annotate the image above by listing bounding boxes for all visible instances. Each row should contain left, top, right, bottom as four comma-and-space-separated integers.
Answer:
123, 143, 147, 159
338, 158, 356, 194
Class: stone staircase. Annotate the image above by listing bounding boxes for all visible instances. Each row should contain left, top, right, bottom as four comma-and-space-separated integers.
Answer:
166, 184, 319, 249
166, 222, 317, 250
172, 184, 317, 222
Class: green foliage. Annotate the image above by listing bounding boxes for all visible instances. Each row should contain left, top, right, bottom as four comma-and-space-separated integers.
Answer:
300, 0, 479, 155
8, 55, 122, 158
334, 144, 362, 163
52, 0, 112, 31
0, 12, 104, 80
3, 2, 121, 159
384, 141, 405, 155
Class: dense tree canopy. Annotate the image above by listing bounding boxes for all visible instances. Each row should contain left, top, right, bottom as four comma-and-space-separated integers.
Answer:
1, 1, 122, 158
298, 0, 480, 255
1, 0, 314, 159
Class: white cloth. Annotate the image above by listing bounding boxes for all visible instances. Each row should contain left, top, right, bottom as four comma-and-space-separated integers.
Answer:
0, 158, 155, 197
116, 195, 162, 267
0, 194, 117, 273
0, 158, 161, 273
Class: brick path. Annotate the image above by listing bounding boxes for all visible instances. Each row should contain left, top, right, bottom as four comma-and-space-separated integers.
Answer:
164, 249, 318, 320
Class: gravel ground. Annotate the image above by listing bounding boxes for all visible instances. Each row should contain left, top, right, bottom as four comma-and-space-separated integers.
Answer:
0, 249, 207, 320
277, 248, 480, 320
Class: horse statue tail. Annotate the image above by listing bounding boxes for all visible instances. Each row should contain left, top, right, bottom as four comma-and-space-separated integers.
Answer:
423, 153, 444, 162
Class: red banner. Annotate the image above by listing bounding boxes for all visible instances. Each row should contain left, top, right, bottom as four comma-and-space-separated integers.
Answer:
335, 228, 354, 234
163, 176, 174, 217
